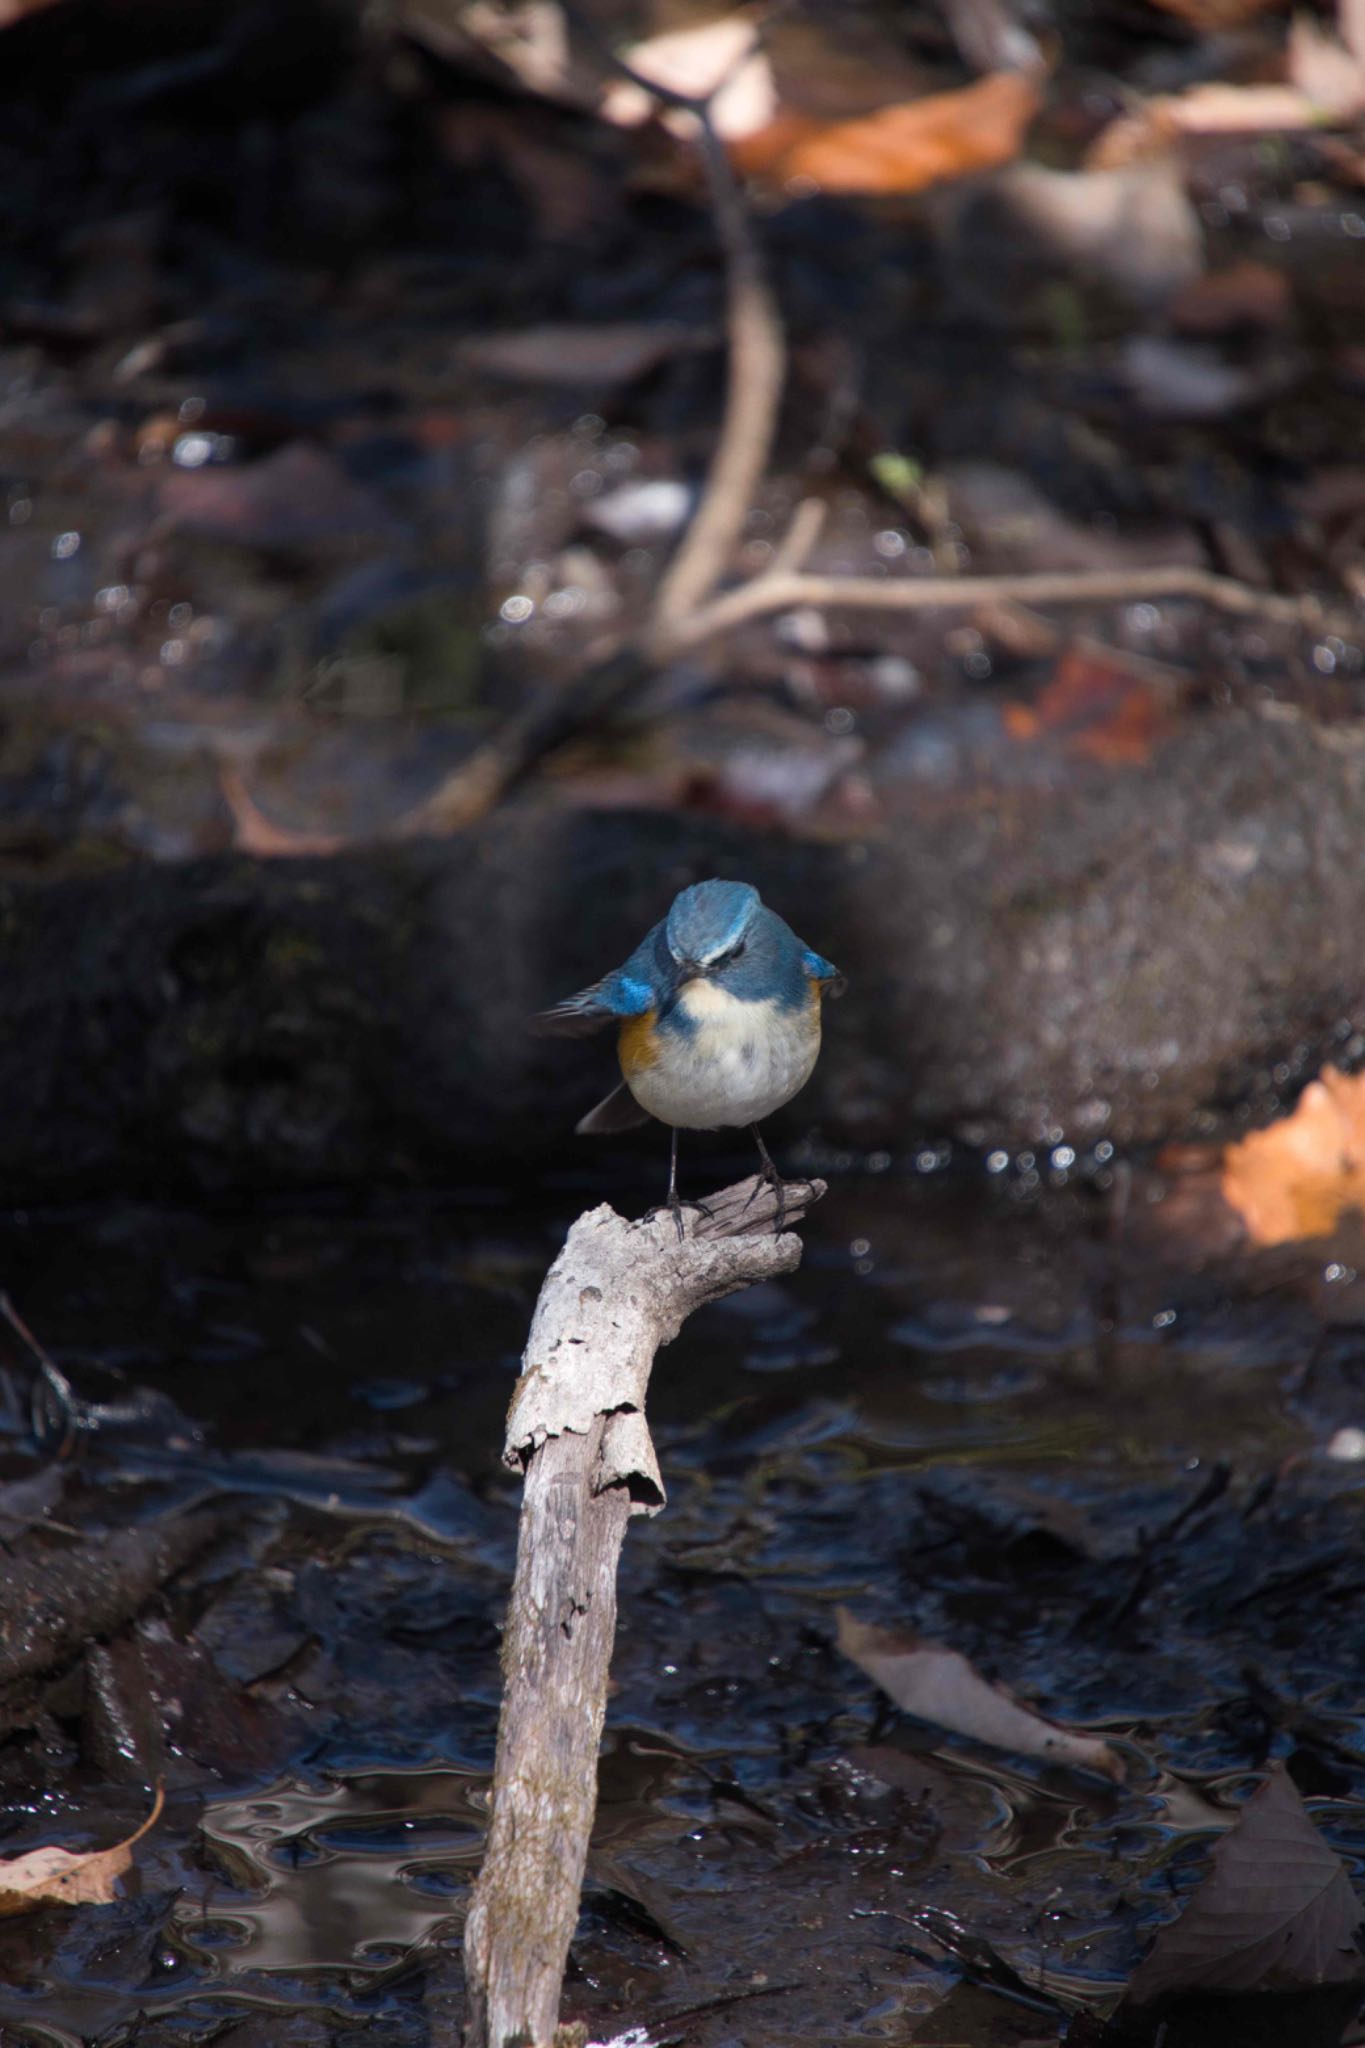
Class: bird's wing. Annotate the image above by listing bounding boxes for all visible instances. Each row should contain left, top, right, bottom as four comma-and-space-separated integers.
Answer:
530, 986, 618, 1036
803, 947, 847, 998
530, 957, 658, 1036
576, 1082, 652, 1135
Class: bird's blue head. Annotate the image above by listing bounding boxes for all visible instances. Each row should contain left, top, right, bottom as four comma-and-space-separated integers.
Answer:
664, 880, 760, 971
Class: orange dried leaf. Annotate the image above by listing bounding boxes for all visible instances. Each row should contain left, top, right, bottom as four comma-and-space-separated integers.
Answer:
1005, 642, 1177, 764
732, 69, 1041, 196
218, 762, 344, 859
1221, 1066, 1365, 1246
0, 1787, 164, 1918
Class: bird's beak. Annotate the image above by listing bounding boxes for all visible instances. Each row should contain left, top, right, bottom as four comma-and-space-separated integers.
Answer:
657, 958, 699, 1020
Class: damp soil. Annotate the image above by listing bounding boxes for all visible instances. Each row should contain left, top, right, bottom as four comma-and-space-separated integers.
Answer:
0, 1162, 1361, 2047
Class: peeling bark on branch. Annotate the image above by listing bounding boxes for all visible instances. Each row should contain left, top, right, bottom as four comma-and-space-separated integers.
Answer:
464, 1173, 823, 2048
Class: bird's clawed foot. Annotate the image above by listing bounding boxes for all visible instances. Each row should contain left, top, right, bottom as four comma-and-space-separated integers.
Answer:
654, 1192, 714, 1243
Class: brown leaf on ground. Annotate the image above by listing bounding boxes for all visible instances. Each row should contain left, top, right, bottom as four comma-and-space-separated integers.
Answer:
1221, 1066, 1365, 1246
1289, 0, 1365, 117
459, 320, 709, 387
949, 157, 1203, 311
1087, 83, 1334, 170
1129, 1764, 1365, 2003
1144, 0, 1282, 30
1170, 259, 1293, 333
601, 15, 777, 140
0, 1787, 164, 1917
732, 70, 1041, 196
835, 1607, 1123, 1780
159, 444, 398, 553
403, 0, 596, 108
218, 762, 345, 858
1003, 642, 1178, 764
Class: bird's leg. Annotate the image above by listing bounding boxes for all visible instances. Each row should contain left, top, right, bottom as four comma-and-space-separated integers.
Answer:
749, 1123, 786, 1234
663, 1126, 713, 1241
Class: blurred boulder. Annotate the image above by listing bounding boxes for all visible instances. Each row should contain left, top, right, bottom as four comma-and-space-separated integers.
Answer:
3, 704, 1365, 1194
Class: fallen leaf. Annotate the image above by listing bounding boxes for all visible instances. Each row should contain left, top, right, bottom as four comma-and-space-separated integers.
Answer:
601, 15, 777, 141
1221, 1066, 1365, 1246
217, 762, 345, 858
1289, 0, 1365, 118
1004, 642, 1178, 765
1121, 332, 1293, 420
1170, 259, 1294, 333
733, 69, 1040, 195
0, 1787, 165, 1917
0, 1466, 67, 1537
1145, 0, 1281, 29
835, 1607, 1123, 1780
459, 320, 708, 387
411, 0, 581, 102
160, 444, 398, 553
1129, 1764, 1365, 2003
1087, 83, 1338, 171
951, 157, 1203, 310
941, 0, 1047, 78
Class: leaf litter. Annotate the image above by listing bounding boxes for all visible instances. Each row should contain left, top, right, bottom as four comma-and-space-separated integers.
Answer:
1129, 1764, 1364, 2003
1220, 1065, 1365, 1247
0, 1787, 164, 1918
835, 1607, 1125, 1782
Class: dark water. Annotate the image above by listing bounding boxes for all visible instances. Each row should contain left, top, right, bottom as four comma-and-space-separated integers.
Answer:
0, 1168, 1361, 2046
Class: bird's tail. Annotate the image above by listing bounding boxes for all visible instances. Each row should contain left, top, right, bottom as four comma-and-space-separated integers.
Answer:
576, 1082, 651, 1135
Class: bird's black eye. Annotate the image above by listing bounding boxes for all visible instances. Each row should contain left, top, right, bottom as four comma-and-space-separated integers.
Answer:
730, 940, 746, 961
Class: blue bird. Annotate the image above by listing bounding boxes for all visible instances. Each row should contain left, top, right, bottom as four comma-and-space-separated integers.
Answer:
533, 879, 845, 1235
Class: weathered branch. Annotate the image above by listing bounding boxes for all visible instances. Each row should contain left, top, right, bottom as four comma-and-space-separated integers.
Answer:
463, 1172, 823, 2048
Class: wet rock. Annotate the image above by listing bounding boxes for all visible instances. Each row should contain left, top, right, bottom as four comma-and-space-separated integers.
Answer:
2, 704, 1365, 1195
84, 1639, 170, 1785
0, 1513, 223, 1732
938, 157, 1204, 316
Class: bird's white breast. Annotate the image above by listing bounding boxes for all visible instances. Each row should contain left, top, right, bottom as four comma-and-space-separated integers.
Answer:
624, 979, 820, 1130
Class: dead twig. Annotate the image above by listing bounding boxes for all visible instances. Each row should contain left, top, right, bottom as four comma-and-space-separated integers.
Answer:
463, 1172, 823, 2048
669, 558, 1362, 651
0, 1291, 80, 1456
647, 123, 784, 644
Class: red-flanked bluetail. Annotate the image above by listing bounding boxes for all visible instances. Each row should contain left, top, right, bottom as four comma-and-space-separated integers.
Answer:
533, 879, 844, 1234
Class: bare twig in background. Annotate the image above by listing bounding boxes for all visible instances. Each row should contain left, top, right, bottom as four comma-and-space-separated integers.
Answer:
646, 120, 785, 643
533, 7, 788, 642
0, 1290, 81, 1456
463, 1171, 823, 2048
669, 556, 1361, 650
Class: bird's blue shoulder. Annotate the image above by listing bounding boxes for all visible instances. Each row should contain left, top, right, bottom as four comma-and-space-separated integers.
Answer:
599, 967, 655, 1016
